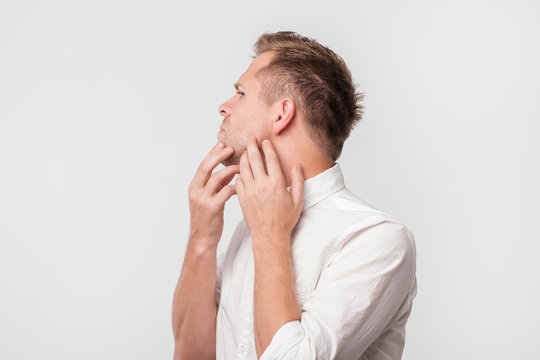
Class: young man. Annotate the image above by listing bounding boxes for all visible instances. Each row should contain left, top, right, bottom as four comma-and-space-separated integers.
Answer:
172, 32, 417, 360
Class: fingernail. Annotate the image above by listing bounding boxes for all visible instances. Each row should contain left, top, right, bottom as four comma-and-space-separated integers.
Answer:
217, 142, 224, 148
296, 164, 302, 171
262, 139, 269, 145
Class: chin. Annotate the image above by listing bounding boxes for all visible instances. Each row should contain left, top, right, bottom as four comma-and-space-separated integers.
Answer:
221, 154, 240, 167
220, 142, 244, 166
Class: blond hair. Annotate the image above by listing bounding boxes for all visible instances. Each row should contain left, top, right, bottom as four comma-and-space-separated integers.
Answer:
254, 31, 364, 160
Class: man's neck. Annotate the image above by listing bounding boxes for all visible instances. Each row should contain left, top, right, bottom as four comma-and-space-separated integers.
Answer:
274, 139, 334, 186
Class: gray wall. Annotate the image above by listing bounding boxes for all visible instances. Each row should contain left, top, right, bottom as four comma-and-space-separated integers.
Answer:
1, 0, 539, 359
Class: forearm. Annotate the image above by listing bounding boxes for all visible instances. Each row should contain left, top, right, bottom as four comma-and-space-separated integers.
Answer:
172, 238, 218, 360
252, 234, 302, 358
235, 138, 304, 358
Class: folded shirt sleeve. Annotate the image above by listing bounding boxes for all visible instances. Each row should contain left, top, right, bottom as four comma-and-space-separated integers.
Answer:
260, 221, 417, 360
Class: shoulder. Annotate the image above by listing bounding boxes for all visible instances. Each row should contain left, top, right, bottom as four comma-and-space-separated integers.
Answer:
350, 221, 416, 259
322, 187, 416, 262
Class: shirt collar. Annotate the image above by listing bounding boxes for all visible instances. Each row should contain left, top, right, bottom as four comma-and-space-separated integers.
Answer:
302, 163, 345, 209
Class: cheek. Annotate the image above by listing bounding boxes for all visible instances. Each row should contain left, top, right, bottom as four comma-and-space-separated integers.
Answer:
254, 118, 273, 141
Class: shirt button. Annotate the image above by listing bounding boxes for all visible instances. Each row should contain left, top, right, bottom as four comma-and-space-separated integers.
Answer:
239, 344, 246, 353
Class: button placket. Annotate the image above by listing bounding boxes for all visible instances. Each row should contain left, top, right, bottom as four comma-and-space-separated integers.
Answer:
236, 239, 255, 359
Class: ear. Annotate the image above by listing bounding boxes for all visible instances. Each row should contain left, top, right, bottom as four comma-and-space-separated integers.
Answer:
272, 98, 296, 135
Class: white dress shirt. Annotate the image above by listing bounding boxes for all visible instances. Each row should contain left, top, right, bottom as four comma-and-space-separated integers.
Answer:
216, 163, 417, 360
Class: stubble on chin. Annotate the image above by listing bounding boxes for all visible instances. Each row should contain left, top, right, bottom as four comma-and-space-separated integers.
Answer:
221, 143, 268, 173
221, 152, 241, 167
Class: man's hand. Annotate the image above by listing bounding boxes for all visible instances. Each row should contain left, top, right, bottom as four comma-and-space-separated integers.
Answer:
236, 136, 304, 245
188, 142, 239, 249
173, 142, 237, 360
236, 136, 305, 357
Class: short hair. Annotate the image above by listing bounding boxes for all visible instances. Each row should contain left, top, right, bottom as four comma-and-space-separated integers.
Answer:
254, 31, 364, 161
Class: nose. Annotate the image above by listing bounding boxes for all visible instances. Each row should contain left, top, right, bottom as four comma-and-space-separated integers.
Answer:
218, 99, 231, 117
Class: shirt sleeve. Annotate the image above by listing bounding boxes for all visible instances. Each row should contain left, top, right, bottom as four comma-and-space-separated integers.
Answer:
260, 221, 417, 360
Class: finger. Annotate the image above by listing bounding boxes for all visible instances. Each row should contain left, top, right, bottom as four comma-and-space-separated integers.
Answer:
261, 139, 283, 179
246, 136, 266, 178
239, 151, 253, 184
290, 163, 305, 210
235, 174, 244, 196
205, 165, 239, 195
191, 143, 235, 189
214, 184, 236, 205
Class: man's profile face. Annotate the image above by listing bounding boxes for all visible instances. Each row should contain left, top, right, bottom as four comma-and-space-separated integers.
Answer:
217, 52, 275, 166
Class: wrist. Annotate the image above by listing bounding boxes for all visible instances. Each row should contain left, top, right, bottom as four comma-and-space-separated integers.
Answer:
251, 231, 292, 254
187, 235, 219, 257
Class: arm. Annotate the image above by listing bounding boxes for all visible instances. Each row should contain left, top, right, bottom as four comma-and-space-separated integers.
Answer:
252, 232, 301, 358
236, 138, 416, 359
235, 137, 305, 358
260, 222, 416, 359
171, 142, 239, 360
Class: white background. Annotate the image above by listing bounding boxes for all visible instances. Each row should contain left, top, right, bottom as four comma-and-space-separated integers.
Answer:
1, 1, 539, 359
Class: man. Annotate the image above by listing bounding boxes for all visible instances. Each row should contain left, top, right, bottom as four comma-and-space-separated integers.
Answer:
172, 31, 416, 360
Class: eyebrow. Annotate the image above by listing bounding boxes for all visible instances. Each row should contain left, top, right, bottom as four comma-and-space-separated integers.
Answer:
234, 83, 245, 91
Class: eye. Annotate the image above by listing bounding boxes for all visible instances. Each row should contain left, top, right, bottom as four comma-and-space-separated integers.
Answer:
236, 91, 245, 97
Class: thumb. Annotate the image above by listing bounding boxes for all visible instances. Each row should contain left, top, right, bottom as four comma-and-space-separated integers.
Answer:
290, 164, 304, 210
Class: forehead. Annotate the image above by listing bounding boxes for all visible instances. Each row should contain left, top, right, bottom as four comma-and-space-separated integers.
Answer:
238, 51, 274, 84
